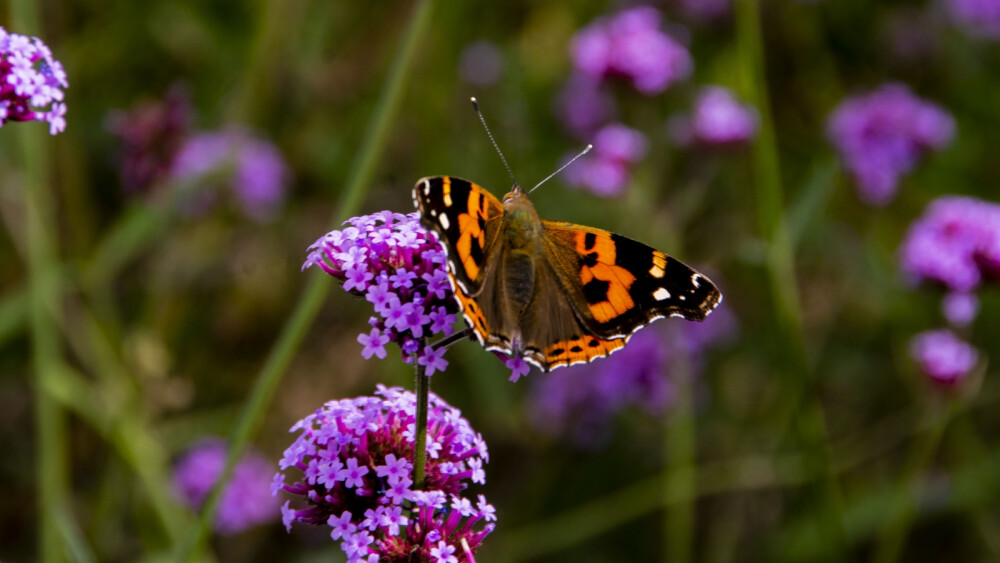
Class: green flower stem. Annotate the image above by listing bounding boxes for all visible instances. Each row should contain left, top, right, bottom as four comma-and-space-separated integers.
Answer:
735, 0, 844, 556
413, 361, 430, 489
665, 324, 695, 563
872, 401, 954, 563
174, 0, 434, 559
10, 2, 67, 561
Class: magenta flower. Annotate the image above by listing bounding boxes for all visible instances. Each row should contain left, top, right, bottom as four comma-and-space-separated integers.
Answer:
555, 73, 617, 137
571, 7, 692, 95
304, 212, 458, 372
670, 86, 759, 148
171, 126, 289, 221
909, 329, 979, 384
827, 83, 954, 206
172, 438, 278, 535
107, 85, 192, 193
275, 386, 495, 562
564, 122, 648, 197
899, 196, 1000, 293
947, 0, 1000, 39
0, 26, 69, 134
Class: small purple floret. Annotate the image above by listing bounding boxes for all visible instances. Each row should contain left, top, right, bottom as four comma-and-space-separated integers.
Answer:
909, 329, 978, 384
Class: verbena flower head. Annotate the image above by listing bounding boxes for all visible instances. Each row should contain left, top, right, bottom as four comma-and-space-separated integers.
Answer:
107, 85, 192, 193
669, 86, 759, 147
827, 83, 954, 206
303, 211, 457, 374
172, 438, 278, 535
571, 7, 692, 95
899, 196, 1000, 292
555, 73, 617, 138
947, 0, 1000, 39
529, 303, 736, 447
275, 386, 495, 562
909, 329, 978, 385
564, 122, 648, 197
0, 26, 69, 135
171, 125, 289, 221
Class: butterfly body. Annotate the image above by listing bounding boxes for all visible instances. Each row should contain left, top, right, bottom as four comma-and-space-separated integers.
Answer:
414, 176, 722, 372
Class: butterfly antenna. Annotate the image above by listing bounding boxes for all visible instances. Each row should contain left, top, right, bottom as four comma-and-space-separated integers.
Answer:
528, 144, 593, 194
471, 97, 519, 189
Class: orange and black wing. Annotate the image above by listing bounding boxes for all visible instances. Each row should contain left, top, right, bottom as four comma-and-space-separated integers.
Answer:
541, 222, 722, 340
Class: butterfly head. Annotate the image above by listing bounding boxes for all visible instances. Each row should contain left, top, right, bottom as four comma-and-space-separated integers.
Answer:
502, 183, 525, 203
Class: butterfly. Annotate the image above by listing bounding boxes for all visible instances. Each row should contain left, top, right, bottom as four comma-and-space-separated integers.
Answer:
413, 175, 722, 372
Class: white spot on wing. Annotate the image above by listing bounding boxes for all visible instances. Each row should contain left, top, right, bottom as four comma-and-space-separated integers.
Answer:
439, 213, 450, 230
422, 180, 431, 195
692, 273, 702, 287
653, 287, 671, 301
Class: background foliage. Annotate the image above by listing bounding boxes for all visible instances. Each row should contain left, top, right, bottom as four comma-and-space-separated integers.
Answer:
2, 0, 1000, 561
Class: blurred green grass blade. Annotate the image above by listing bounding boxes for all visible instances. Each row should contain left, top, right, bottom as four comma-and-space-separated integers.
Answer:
787, 158, 838, 249
0, 284, 29, 347
734, 0, 845, 557
174, 0, 436, 559
82, 203, 172, 291
11, 0, 68, 557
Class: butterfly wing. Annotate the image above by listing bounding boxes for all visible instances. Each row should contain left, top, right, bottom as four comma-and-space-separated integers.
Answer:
541, 221, 722, 339
413, 176, 505, 296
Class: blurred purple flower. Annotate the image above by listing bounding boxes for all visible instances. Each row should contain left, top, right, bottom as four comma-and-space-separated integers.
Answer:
909, 329, 978, 384
0, 26, 69, 135
172, 438, 278, 535
276, 386, 494, 562
458, 41, 504, 87
107, 85, 192, 193
171, 126, 289, 221
942, 292, 979, 327
555, 73, 617, 137
670, 86, 758, 147
564, 123, 647, 196
304, 212, 456, 372
827, 83, 954, 206
947, 0, 1000, 39
529, 303, 736, 448
899, 196, 1000, 292
571, 7, 692, 95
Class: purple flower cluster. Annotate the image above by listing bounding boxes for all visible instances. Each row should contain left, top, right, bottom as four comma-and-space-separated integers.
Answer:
947, 0, 1000, 39
571, 7, 692, 95
304, 211, 457, 374
909, 329, 979, 384
669, 86, 759, 148
827, 83, 954, 206
0, 26, 68, 135
899, 196, 1000, 293
529, 303, 736, 447
275, 386, 495, 562
171, 126, 289, 221
564, 123, 648, 197
172, 438, 278, 535
107, 86, 192, 193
